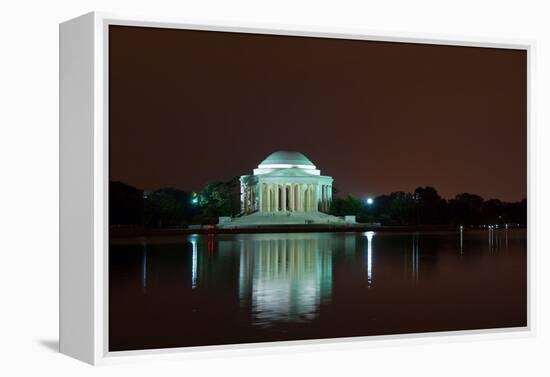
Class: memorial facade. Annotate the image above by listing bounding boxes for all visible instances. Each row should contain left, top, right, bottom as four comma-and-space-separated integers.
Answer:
240, 151, 333, 214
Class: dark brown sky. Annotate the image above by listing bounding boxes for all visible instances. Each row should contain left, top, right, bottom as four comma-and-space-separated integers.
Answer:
109, 25, 526, 202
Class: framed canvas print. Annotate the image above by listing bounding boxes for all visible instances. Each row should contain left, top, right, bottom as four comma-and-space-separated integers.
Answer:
60, 12, 532, 365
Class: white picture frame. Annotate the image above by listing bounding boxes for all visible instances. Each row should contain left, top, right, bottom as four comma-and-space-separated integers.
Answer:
59, 11, 534, 365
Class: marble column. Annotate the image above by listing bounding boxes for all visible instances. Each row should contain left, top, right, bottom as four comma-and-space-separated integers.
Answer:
259, 184, 263, 212
325, 185, 329, 211
299, 184, 303, 211
268, 185, 272, 212
322, 185, 325, 211
304, 186, 308, 212
321, 185, 325, 211
305, 186, 308, 211
281, 183, 287, 211
316, 185, 320, 211
297, 184, 301, 211
288, 183, 294, 211
273, 185, 277, 212
310, 187, 313, 212
296, 185, 300, 211
324, 185, 328, 211
302, 186, 308, 212
274, 185, 279, 212
310, 186, 314, 211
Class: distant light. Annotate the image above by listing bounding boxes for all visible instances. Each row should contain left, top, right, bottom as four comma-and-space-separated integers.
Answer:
192, 198, 199, 204
366, 198, 374, 205
365, 231, 375, 241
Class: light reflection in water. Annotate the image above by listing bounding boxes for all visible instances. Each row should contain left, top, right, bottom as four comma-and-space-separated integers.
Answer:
488, 227, 498, 251
365, 231, 375, 287
412, 234, 419, 280
460, 228, 463, 254
237, 233, 334, 327
190, 235, 198, 289
488, 227, 507, 252
505, 228, 509, 247
141, 239, 147, 292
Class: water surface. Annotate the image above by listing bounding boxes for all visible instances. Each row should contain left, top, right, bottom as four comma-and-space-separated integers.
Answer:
109, 229, 526, 351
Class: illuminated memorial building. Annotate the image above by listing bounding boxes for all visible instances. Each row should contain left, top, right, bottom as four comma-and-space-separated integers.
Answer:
241, 150, 333, 213
221, 151, 355, 227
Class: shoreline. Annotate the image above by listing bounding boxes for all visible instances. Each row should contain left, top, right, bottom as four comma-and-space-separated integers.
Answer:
109, 224, 525, 237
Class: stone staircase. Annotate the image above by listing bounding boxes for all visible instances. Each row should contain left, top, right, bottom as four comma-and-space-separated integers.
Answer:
220, 211, 354, 228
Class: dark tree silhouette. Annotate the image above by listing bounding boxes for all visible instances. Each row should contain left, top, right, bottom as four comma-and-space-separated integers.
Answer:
144, 188, 197, 227
414, 187, 448, 225
109, 181, 144, 226
448, 193, 484, 225
109, 180, 527, 227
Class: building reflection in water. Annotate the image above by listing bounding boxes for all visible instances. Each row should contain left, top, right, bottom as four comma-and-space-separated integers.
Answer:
237, 233, 334, 327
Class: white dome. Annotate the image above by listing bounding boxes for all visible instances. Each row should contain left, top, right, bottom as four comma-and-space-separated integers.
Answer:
259, 151, 315, 168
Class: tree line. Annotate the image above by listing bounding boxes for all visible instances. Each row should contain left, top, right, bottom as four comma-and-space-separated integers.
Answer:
109, 178, 241, 228
110, 180, 526, 228
329, 186, 526, 226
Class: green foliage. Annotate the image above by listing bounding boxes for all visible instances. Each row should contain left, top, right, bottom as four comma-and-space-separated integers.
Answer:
194, 177, 241, 223
386, 192, 418, 225
329, 194, 377, 223
328, 186, 526, 226
329, 195, 361, 216
144, 188, 197, 227
365, 191, 418, 225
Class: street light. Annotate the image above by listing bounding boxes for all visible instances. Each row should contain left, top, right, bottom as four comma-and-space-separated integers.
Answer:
191, 193, 199, 205
366, 198, 374, 205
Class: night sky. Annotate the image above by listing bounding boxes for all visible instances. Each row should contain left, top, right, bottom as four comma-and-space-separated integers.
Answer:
109, 25, 526, 202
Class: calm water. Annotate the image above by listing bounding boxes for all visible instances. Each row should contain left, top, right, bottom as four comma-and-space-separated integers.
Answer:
109, 229, 527, 351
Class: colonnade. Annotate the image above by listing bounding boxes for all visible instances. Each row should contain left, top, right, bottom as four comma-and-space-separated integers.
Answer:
251, 183, 332, 213
320, 184, 332, 212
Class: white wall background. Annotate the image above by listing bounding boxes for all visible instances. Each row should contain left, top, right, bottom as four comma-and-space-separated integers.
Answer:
0, 0, 548, 375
